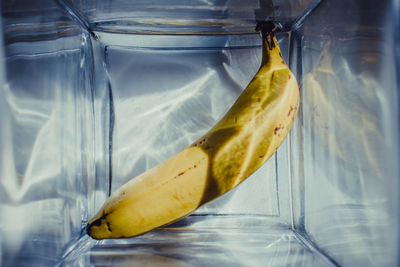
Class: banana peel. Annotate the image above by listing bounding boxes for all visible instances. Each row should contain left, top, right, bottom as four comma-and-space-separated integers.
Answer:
87, 24, 300, 239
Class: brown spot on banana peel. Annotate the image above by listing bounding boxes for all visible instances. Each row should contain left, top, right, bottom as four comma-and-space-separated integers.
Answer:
274, 125, 284, 136
162, 158, 206, 186
106, 222, 112, 232
288, 106, 294, 116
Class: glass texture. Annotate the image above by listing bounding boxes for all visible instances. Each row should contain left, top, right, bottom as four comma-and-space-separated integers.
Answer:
289, 0, 400, 266
64, 0, 316, 34
0, 0, 94, 266
0, 0, 399, 266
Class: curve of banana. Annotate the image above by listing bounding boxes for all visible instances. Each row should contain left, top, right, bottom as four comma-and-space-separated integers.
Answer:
87, 26, 300, 240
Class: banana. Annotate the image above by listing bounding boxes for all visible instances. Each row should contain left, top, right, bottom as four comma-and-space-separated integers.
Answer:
87, 27, 300, 240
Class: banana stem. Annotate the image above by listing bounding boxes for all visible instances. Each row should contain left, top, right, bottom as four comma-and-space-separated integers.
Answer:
256, 21, 278, 66
256, 21, 278, 49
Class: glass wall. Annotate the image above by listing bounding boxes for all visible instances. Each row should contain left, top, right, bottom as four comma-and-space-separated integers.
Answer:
0, 0, 398, 266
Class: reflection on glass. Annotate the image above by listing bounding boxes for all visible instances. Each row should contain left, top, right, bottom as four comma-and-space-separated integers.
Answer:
303, 41, 384, 185
299, 28, 397, 265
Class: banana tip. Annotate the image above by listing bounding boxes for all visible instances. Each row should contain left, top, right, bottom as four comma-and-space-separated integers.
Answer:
86, 215, 105, 240
86, 222, 96, 239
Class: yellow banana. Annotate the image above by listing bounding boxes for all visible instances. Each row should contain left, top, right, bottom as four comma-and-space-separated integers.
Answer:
87, 29, 299, 240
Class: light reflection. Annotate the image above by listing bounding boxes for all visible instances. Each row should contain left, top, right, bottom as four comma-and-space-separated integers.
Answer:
1, 86, 80, 202
78, 224, 331, 267
300, 37, 394, 266
113, 70, 216, 180
302, 41, 384, 185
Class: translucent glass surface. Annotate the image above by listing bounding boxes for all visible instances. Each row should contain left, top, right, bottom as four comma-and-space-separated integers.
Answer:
0, 0, 399, 266
288, 0, 400, 266
0, 1, 94, 266
64, 221, 334, 267
63, 0, 316, 34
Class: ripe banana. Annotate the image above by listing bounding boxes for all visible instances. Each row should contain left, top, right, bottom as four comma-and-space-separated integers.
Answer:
87, 28, 299, 240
